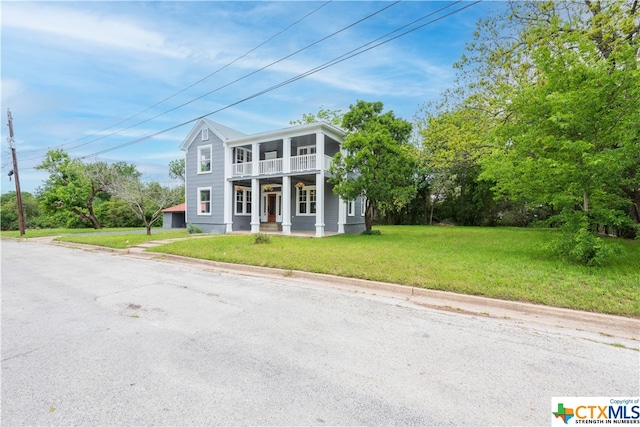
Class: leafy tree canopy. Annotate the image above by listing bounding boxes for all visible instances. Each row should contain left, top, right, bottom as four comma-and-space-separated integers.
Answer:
329, 100, 417, 231
290, 106, 343, 127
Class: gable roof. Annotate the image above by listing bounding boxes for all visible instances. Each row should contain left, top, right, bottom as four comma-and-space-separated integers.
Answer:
180, 118, 247, 151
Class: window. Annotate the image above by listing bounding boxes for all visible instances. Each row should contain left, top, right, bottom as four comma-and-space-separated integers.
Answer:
347, 200, 355, 216
235, 147, 252, 163
202, 128, 209, 141
296, 186, 316, 215
235, 187, 252, 215
298, 145, 316, 156
198, 145, 212, 173
361, 196, 367, 216
198, 187, 212, 215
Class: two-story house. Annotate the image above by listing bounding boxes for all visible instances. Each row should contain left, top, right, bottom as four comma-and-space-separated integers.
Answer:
180, 118, 366, 237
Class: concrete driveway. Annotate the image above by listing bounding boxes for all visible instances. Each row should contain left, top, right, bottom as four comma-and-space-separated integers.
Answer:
1, 239, 638, 425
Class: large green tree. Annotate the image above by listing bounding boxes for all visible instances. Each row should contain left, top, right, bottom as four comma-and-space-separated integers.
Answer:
329, 101, 417, 231
35, 149, 137, 229
457, 1, 639, 237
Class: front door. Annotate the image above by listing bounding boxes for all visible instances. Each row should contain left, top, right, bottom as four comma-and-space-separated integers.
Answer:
267, 193, 277, 222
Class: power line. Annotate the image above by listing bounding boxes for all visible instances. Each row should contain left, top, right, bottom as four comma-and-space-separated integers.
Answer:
74, 1, 481, 160
18, 1, 333, 157
35, 0, 401, 159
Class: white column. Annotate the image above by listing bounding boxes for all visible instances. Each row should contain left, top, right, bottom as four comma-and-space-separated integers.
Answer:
252, 141, 259, 176
315, 176, 325, 238
224, 146, 233, 232
338, 196, 346, 234
283, 137, 291, 174
282, 175, 291, 235
315, 132, 325, 237
316, 131, 325, 171
251, 178, 260, 233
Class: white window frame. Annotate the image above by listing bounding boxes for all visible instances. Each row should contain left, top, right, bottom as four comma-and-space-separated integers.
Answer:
361, 196, 367, 216
347, 200, 355, 217
297, 145, 316, 156
296, 185, 317, 216
235, 147, 252, 164
202, 128, 209, 141
198, 187, 212, 215
198, 144, 212, 174
234, 186, 252, 216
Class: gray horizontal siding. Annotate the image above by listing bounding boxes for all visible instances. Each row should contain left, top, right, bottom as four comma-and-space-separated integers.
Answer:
186, 128, 225, 225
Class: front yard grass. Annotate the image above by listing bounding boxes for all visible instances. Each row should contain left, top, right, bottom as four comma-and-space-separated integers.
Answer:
0, 227, 142, 238
54, 230, 190, 249
144, 226, 639, 317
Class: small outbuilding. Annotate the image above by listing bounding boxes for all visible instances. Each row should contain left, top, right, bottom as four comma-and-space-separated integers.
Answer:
162, 202, 186, 229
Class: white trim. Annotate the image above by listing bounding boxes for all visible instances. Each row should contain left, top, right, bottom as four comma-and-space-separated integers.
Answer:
197, 144, 212, 174
360, 196, 367, 216
197, 187, 212, 215
235, 146, 252, 164
224, 122, 344, 147
347, 200, 355, 216
202, 128, 209, 141
234, 186, 252, 216
297, 145, 316, 155
295, 185, 317, 216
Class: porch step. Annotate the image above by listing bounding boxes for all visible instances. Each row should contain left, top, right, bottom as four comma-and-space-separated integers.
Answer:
260, 223, 281, 232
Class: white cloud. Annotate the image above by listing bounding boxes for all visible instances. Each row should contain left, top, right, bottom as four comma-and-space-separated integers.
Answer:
2, 3, 189, 58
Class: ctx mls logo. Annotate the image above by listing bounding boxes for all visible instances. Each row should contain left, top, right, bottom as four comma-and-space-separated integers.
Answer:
553, 403, 575, 424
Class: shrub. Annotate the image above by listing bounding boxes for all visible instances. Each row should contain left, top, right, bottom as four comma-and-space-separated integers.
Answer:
547, 212, 621, 266
187, 224, 202, 234
361, 229, 381, 235
254, 233, 271, 244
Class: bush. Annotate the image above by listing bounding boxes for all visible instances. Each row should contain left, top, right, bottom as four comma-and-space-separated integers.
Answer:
361, 229, 382, 235
187, 224, 202, 234
547, 212, 621, 266
254, 233, 271, 244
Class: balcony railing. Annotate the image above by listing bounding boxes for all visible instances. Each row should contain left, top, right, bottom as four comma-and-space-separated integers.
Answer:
232, 162, 252, 177
231, 154, 335, 178
291, 154, 316, 172
260, 158, 283, 175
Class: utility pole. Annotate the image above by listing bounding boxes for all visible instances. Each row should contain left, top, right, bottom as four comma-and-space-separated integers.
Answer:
7, 109, 25, 236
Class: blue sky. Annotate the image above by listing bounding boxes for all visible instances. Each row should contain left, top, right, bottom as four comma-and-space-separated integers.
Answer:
1, 1, 504, 194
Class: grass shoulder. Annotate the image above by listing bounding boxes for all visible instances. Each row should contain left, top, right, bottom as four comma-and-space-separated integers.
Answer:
55, 229, 190, 248
146, 226, 639, 318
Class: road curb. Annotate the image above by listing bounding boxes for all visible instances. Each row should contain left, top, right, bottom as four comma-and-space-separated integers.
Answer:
46, 239, 640, 342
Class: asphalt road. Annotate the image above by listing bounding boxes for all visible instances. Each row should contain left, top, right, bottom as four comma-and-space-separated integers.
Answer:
1, 239, 638, 425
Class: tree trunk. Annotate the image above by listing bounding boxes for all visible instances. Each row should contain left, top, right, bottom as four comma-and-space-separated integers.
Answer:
364, 202, 373, 231
429, 199, 435, 225
583, 192, 589, 212
146, 224, 152, 236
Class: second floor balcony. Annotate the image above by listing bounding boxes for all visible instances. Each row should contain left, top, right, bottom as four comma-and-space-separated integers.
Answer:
232, 153, 334, 178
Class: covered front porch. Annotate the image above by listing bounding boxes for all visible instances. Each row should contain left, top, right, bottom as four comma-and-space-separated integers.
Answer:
225, 174, 345, 238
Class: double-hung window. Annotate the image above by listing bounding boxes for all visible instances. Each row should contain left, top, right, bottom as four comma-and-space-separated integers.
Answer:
347, 200, 355, 216
235, 187, 252, 215
296, 186, 316, 215
198, 145, 212, 173
198, 187, 212, 215
361, 196, 367, 216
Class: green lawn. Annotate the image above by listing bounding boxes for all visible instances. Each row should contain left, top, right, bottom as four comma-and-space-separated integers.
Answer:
55, 230, 190, 249
144, 226, 639, 317
0, 227, 142, 238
